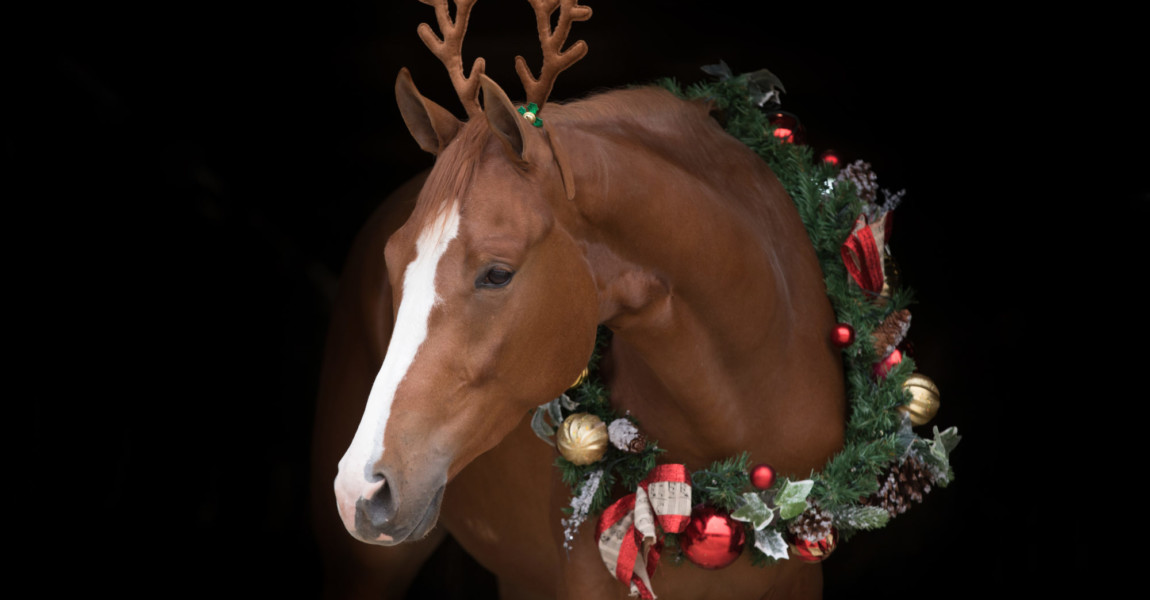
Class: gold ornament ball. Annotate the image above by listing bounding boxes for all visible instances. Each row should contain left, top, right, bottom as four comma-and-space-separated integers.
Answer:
899, 373, 940, 426
557, 413, 608, 465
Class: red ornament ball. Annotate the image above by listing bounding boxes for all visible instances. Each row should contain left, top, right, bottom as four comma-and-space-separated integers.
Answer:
873, 349, 903, 378
766, 111, 803, 144
750, 463, 776, 490
680, 505, 746, 570
830, 323, 855, 348
820, 149, 841, 166
788, 528, 838, 563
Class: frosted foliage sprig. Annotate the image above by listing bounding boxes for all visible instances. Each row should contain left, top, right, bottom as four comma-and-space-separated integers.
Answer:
561, 469, 604, 551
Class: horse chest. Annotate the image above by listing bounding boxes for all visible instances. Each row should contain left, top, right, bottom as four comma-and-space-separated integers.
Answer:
438, 416, 562, 595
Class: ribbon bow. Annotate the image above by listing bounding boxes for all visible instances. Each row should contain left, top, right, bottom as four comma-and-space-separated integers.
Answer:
840, 211, 893, 295
595, 464, 692, 599
517, 102, 544, 127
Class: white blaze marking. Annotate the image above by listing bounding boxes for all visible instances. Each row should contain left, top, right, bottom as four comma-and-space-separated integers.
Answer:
337, 201, 461, 492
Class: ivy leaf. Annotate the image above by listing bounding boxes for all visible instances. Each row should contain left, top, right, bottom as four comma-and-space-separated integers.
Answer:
731, 492, 775, 531
932, 426, 961, 454
547, 395, 568, 428
700, 60, 734, 81
531, 407, 556, 446
775, 479, 814, 520
914, 426, 961, 487
754, 528, 790, 561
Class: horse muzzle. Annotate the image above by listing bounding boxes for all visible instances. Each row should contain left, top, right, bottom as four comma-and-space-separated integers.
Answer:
335, 466, 447, 546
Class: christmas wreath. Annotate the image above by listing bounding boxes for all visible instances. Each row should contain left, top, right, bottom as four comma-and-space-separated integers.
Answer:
531, 64, 959, 597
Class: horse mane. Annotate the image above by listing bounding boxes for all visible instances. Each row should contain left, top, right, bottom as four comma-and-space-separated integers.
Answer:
415, 85, 786, 239
547, 86, 796, 244
546, 86, 743, 184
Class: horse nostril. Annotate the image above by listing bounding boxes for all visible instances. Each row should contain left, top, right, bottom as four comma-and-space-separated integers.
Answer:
360, 477, 398, 527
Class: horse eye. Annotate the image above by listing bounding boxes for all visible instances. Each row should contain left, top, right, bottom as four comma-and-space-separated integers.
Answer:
477, 267, 514, 288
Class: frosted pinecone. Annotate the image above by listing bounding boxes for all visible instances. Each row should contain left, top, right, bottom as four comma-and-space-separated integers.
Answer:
872, 309, 911, 357
788, 503, 834, 543
864, 456, 934, 518
838, 160, 879, 206
608, 418, 647, 453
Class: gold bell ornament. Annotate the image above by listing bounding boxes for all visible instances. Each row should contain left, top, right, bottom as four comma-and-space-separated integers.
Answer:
556, 413, 608, 465
899, 373, 940, 426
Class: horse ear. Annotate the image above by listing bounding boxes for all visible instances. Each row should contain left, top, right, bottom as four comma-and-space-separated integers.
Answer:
396, 68, 462, 155
479, 75, 535, 163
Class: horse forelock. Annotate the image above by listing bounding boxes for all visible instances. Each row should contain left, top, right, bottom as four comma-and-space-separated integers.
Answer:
414, 121, 489, 217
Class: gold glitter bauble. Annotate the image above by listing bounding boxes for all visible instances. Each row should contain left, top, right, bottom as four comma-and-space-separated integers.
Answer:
899, 373, 940, 426
556, 413, 608, 465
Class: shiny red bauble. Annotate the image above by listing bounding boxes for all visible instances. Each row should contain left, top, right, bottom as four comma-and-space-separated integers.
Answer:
820, 149, 841, 166
830, 323, 856, 348
750, 463, 776, 490
680, 505, 746, 569
788, 528, 838, 563
766, 111, 803, 144
873, 349, 903, 378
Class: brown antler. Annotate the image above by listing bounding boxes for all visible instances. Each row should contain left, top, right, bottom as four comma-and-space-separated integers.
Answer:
417, 0, 486, 118
515, 0, 592, 109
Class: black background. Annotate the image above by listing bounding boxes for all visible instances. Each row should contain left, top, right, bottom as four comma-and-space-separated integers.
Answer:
33, 1, 1140, 597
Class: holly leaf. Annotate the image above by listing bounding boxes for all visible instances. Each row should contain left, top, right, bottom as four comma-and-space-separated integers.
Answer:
754, 528, 790, 561
775, 479, 814, 520
731, 492, 775, 531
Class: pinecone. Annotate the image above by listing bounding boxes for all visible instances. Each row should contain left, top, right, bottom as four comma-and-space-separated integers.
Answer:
838, 160, 879, 205
863, 456, 934, 518
607, 418, 647, 453
872, 309, 911, 358
788, 503, 834, 543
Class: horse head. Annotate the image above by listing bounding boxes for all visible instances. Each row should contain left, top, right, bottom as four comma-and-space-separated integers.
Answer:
334, 0, 596, 545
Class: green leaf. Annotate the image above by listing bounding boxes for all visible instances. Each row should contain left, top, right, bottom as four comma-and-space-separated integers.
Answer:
731, 492, 775, 531
910, 426, 960, 488
754, 528, 790, 561
775, 479, 814, 520
933, 426, 961, 454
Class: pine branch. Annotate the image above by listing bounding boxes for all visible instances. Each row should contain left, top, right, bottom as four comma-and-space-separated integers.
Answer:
691, 452, 751, 511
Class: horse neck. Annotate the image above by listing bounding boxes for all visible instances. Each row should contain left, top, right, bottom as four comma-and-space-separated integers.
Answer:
553, 92, 845, 474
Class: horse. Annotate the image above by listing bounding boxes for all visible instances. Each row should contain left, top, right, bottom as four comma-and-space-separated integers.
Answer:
311, 2, 845, 597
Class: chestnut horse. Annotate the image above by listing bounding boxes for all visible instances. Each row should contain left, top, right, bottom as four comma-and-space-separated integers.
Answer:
311, 4, 844, 598
310, 80, 846, 598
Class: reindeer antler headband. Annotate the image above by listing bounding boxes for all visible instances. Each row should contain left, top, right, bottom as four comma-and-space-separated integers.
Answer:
416, 0, 592, 121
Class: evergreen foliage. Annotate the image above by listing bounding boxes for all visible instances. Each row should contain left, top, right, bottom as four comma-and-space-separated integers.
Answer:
690, 452, 752, 511
542, 71, 957, 569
